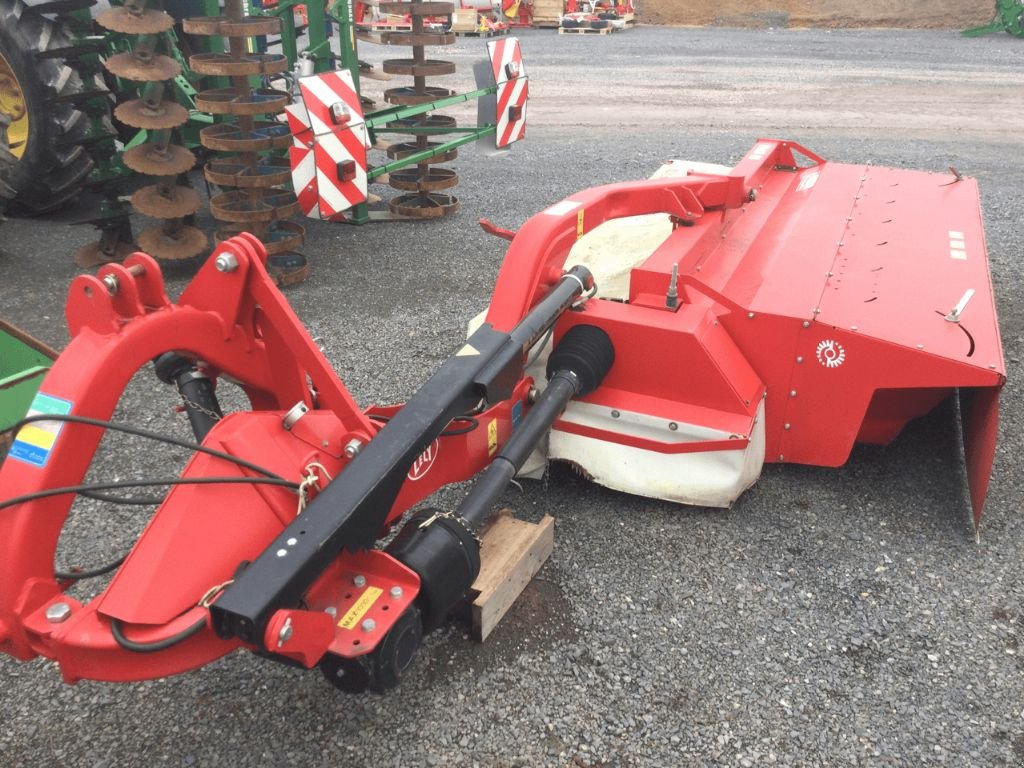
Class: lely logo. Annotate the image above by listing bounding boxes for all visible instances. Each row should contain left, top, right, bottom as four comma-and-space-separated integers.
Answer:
408, 439, 440, 481
816, 339, 846, 369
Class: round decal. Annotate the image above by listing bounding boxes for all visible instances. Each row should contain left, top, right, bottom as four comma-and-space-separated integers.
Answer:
816, 339, 846, 369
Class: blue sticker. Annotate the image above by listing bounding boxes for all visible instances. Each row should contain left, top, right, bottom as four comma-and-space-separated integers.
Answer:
8, 392, 73, 468
511, 400, 523, 429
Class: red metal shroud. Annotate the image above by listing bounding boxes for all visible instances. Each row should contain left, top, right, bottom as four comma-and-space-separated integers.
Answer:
486, 139, 1004, 528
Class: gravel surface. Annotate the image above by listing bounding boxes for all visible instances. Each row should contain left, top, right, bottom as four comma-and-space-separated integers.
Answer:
1, 26, 1022, 767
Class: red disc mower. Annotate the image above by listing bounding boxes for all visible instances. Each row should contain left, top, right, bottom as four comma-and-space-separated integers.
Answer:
0, 139, 1004, 691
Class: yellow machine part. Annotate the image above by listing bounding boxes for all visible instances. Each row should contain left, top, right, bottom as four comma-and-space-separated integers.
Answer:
0, 50, 28, 159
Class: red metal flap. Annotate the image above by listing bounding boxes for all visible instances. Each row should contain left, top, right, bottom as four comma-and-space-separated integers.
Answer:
960, 385, 1001, 535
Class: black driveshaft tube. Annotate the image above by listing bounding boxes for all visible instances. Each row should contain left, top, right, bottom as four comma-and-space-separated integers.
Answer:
458, 324, 615, 529
153, 353, 223, 443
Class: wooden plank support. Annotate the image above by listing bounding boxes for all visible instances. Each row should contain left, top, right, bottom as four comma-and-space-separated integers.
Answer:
466, 509, 554, 641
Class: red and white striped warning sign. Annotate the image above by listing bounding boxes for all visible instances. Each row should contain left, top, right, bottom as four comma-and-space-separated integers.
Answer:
487, 37, 528, 148
287, 70, 369, 218
284, 103, 314, 149
297, 70, 365, 137
312, 125, 369, 219
289, 145, 319, 218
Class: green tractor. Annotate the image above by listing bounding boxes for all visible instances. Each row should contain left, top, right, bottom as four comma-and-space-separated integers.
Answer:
0, 0, 101, 213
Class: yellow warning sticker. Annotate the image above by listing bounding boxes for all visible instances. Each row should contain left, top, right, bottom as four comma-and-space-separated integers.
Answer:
338, 586, 383, 630
487, 419, 498, 455
576, 209, 585, 239
456, 343, 480, 357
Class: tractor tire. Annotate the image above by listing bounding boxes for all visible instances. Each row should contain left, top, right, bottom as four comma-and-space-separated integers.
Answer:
0, 0, 94, 214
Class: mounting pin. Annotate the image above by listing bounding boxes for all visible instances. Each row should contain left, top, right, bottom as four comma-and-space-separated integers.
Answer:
277, 618, 293, 648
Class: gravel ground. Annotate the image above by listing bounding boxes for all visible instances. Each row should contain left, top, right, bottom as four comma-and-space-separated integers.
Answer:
1, 26, 1023, 768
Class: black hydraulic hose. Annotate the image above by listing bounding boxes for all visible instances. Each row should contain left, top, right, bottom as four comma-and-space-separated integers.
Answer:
0, 476, 299, 513
110, 616, 207, 653
8, 413, 289, 482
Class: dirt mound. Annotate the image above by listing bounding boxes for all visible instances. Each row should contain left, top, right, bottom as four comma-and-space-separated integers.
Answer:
642, 0, 995, 29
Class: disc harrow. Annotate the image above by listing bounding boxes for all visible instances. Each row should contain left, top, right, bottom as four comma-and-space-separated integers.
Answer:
184, 0, 307, 283
96, 0, 207, 262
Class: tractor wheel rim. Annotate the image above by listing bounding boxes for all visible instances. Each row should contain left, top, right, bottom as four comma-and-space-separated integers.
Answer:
0, 51, 29, 160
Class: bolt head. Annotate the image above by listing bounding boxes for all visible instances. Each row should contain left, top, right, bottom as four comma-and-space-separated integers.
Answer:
611, 410, 620, 419
46, 602, 72, 624
789, 390, 797, 397
278, 622, 293, 646
215, 252, 239, 273
102, 274, 119, 295
276, 548, 288, 557
784, 423, 791, 430
353, 574, 367, 588
361, 618, 376, 632
668, 422, 678, 431
796, 356, 804, 364
324, 606, 338, 618
390, 586, 403, 599
344, 439, 363, 459
802, 321, 811, 328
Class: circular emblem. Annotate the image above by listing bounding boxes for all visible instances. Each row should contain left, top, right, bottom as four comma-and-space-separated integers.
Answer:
815, 339, 846, 369
408, 439, 440, 481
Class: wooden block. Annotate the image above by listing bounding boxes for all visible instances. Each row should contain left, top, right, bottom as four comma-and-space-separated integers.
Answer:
467, 510, 554, 641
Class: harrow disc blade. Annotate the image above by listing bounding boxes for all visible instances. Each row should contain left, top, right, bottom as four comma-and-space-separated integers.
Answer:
104, 52, 182, 83
95, 7, 175, 34
122, 143, 196, 176
131, 185, 203, 219
115, 100, 189, 130
137, 224, 208, 261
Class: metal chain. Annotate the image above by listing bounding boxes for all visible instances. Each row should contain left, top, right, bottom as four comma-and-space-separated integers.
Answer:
180, 396, 222, 422
418, 510, 482, 547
